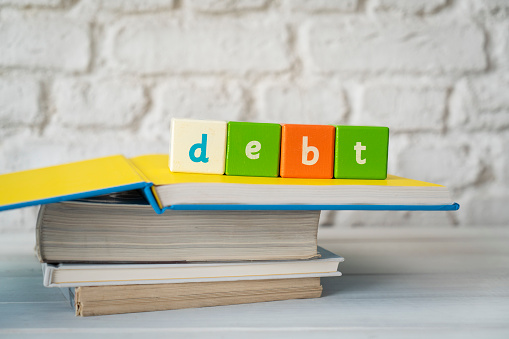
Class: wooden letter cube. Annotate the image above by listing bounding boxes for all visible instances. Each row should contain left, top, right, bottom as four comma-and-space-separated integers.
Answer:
169, 118, 227, 174
280, 124, 335, 179
225, 121, 281, 177
334, 126, 389, 179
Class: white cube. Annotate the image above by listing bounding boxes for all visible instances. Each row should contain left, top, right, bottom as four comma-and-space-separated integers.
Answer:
169, 118, 227, 174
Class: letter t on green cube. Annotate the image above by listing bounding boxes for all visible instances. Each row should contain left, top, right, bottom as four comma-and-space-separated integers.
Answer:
226, 122, 281, 177
334, 126, 389, 179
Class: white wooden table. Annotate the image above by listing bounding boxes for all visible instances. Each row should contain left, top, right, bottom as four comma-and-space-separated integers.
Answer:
1, 228, 508, 338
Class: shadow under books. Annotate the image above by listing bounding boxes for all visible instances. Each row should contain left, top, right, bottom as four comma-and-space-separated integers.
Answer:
321, 275, 381, 298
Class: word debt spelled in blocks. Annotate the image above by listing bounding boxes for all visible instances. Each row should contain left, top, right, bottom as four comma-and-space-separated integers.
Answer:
169, 118, 389, 180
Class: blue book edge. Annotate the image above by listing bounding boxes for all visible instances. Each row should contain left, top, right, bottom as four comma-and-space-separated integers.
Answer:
0, 181, 460, 214
162, 202, 460, 212
0, 182, 150, 213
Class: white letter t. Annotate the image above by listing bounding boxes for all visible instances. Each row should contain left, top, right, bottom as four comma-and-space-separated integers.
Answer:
354, 142, 366, 165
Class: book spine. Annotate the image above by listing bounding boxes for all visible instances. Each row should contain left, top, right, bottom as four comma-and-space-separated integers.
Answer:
140, 184, 164, 214
126, 157, 165, 214
35, 205, 46, 262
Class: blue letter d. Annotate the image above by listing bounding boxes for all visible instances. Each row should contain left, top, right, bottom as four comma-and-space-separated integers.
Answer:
189, 134, 209, 163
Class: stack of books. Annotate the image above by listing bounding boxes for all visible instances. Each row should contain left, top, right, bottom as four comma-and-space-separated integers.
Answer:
0, 154, 458, 316
37, 191, 344, 316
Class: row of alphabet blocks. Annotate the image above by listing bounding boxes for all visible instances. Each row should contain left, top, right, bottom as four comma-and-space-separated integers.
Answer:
169, 118, 389, 179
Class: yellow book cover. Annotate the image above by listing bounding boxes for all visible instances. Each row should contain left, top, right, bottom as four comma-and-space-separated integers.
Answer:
0, 154, 459, 213
131, 154, 443, 187
0, 155, 148, 212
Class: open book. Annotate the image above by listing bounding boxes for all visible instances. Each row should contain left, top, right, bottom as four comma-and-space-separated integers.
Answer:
0, 154, 459, 213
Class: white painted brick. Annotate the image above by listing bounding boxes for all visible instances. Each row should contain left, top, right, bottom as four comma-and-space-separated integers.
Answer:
503, 147, 509, 189
308, 20, 486, 74
501, 27, 509, 69
449, 77, 509, 131
359, 85, 447, 132
472, 0, 509, 19
0, 0, 61, 7
0, 135, 79, 174
461, 194, 509, 226
190, 0, 268, 12
155, 82, 245, 120
0, 131, 167, 174
65, 0, 101, 21
467, 77, 509, 111
0, 207, 39, 233
489, 22, 509, 69
0, 17, 90, 72
0, 127, 27, 141
140, 81, 245, 140
289, 0, 358, 12
52, 78, 146, 128
395, 135, 482, 190
369, 0, 447, 15
109, 19, 290, 74
0, 77, 40, 126
259, 84, 348, 124
385, 133, 409, 177
493, 133, 509, 187
100, 0, 174, 12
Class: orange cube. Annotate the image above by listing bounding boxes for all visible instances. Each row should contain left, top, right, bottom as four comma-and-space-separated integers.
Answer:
280, 124, 335, 179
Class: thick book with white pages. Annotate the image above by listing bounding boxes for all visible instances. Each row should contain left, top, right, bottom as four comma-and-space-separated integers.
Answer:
43, 247, 343, 288
36, 195, 321, 263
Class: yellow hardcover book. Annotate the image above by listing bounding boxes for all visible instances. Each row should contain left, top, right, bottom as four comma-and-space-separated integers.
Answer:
0, 155, 148, 212
0, 154, 459, 213
131, 154, 442, 187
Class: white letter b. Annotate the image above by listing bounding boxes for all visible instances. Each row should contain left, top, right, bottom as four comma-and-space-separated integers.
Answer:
302, 136, 319, 165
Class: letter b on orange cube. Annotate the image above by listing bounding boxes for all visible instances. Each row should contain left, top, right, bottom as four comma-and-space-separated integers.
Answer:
280, 124, 335, 179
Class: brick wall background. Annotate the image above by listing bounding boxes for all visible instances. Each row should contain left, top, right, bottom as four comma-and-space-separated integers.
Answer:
1, 0, 508, 233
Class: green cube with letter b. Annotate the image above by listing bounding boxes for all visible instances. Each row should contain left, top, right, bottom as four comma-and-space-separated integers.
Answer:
334, 126, 389, 179
226, 122, 281, 177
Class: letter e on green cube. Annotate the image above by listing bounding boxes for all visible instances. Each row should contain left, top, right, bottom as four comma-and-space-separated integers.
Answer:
334, 126, 389, 179
226, 122, 281, 177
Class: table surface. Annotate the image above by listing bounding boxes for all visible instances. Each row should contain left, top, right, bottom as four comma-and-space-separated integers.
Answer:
1, 228, 509, 338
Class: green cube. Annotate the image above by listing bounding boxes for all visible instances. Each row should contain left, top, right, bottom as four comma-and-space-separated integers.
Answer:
226, 121, 281, 177
334, 126, 389, 179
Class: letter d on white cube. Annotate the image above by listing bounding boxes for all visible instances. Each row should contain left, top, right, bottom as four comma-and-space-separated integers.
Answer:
169, 118, 227, 174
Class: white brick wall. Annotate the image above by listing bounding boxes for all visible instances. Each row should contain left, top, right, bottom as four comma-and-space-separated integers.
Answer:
52, 78, 147, 128
360, 85, 447, 132
1, 0, 508, 233
259, 83, 348, 124
369, 0, 448, 15
0, 15, 90, 71
108, 18, 291, 74
0, 77, 40, 126
308, 20, 486, 73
